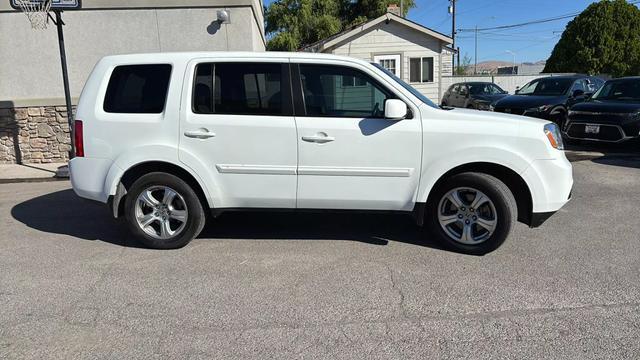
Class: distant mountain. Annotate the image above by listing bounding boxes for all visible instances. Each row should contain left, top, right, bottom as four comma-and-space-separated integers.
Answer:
462, 60, 547, 75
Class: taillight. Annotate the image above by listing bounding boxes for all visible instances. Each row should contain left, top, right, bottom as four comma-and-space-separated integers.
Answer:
74, 120, 84, 157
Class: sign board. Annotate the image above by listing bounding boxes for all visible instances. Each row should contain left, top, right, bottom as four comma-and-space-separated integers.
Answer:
10, 0, 81, 10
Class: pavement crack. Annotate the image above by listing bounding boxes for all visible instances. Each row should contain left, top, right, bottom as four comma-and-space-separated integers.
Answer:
382, 262, 409, 320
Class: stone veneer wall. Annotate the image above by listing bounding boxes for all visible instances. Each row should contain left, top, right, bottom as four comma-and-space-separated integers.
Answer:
0, 106, 74, 164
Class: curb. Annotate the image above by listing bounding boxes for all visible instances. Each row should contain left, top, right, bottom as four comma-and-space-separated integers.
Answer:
0, 177, 69, 184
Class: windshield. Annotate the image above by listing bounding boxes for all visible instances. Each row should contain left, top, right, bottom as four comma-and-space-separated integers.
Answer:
591, 79, 640, 102
468, 83, 504, 95
517, 78, 574, 96
372, 63, 438, 108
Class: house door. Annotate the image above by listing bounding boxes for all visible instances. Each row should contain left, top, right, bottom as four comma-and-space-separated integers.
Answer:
373, 54, 401, 77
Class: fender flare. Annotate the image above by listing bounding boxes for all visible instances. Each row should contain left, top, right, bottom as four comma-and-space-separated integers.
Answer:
103, 145, 219, 215
416, 149, 534, 205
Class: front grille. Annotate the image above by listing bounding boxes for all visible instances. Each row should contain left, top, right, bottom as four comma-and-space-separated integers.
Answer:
494, 107, 525, 115
569, 112, 630, 124
566, 123, 625, 142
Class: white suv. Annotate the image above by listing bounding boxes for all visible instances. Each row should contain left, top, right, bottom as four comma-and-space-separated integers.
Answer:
70, 52, 572, 254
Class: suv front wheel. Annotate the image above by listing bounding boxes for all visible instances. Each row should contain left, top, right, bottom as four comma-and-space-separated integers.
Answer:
124, 172, 206, 249
426, 173, 517, 255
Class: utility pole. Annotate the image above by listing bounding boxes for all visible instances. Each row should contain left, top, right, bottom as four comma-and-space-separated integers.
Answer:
400, 0, 404, 16
450, 0, 456, 75
474, 25, 478, 75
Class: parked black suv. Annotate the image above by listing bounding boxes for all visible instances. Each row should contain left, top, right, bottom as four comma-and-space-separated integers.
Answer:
441, 82, 508, 110
564, 77, 640, 143
491, 75, 604, 127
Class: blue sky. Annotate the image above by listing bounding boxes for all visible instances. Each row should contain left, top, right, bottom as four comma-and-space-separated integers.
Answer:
264, 1, 637, 64
407, 0, 604, 64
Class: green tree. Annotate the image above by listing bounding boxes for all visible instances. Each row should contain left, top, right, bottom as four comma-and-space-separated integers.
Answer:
455, 54, 472, 75
544, 0, 640, 76
265, 0, 415, 51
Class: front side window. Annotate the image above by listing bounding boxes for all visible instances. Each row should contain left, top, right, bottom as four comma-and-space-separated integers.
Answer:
104, 64, 172, 113
591, 79, 640, 101
571, 80, 586, 93
299, 65, 393, 118
193, 62, 282, 115
409, 57, 434, 83
517, 78, 574, 96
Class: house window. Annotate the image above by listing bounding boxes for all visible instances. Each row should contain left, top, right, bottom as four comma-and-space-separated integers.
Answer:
409, 57, 434, 83
341, 75, 368, 87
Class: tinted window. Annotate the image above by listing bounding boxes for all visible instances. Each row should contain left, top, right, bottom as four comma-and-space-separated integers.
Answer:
193, 62, 282, 115
104, 64, 172, 113
571, 80, 586, 93
469, 83, 504, 95
586, 78, 603, 93
592, 79, 640, 101
299, 65, 393, 118
517, 77, 574, 96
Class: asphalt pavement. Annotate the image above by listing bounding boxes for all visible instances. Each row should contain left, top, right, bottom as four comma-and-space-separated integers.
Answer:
1, 154, 639, 359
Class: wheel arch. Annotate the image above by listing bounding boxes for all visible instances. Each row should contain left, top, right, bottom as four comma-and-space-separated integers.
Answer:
422, 162, 534, 226
110, 161, 210, 218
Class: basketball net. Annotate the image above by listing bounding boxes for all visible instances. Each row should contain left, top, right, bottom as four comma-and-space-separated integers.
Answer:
14, 0, 53, 30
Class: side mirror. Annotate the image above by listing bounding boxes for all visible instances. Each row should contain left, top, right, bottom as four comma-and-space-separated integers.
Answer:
515, 88, 520, 94
384, 99, 407, 120
572, 89, 585, 98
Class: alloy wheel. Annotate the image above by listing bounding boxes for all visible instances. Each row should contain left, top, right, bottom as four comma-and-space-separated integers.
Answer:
437, 187, 498, 245
135, 185, 188, 240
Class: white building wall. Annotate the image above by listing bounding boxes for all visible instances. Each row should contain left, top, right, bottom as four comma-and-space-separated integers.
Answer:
328, 22, 446, 104
440, 73, 576, 98
0, 1, 265, 107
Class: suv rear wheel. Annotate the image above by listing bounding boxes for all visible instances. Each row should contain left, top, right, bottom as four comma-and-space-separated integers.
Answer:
124, 172, 206, 249
426, 172, 517, 255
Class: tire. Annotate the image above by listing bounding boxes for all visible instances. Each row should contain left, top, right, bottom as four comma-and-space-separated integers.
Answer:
550, 107, 567, 128
124, 172, 206, 249
425, 172, 517, 255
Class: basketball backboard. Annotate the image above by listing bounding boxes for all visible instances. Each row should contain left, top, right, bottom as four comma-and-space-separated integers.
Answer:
10, 0, 81, 10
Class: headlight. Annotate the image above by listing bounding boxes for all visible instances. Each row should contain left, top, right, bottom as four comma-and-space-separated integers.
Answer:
544, 123, 564, 150
527, 104, 553, 113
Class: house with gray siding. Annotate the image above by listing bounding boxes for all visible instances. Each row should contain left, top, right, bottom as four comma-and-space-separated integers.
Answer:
301, 12, 454, 104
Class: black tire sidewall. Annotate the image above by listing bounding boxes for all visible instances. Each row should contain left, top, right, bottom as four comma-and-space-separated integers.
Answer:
426, 173, 516, 255
124, 172, 205, 249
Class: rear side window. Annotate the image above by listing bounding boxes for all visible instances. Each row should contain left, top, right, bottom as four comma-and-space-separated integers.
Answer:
104, 64, 172, 113
193, 62, 283, 115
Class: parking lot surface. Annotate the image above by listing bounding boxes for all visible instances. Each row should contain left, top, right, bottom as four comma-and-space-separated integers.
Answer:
1, 154, 639, 359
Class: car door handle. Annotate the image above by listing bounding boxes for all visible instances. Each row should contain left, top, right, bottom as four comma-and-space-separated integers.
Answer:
301, 133, 335, 143
184, 129, 216, 139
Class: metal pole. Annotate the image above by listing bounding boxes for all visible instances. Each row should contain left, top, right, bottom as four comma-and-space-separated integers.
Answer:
474, 25, 478, 75
451, 0, 456, 75
55, 10, 75, 158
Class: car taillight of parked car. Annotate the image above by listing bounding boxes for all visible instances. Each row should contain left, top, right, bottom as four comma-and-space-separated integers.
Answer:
74, 120, 84, 157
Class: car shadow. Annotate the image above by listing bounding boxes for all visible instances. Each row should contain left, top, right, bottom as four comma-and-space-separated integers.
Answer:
11, 189, 444, 250
565, 141, 640, 169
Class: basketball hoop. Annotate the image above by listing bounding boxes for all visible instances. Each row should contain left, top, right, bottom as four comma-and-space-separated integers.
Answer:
13, 0, 53, 30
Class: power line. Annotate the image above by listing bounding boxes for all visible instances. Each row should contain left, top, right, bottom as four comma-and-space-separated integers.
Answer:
458, 0, 640, 32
